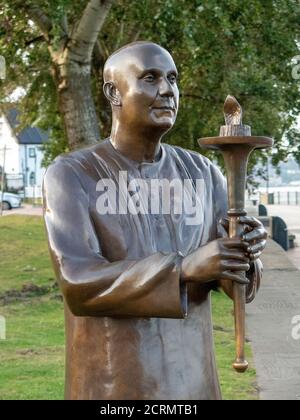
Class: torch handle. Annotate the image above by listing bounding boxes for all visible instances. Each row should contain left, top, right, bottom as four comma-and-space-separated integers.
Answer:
229, 215, 249, 373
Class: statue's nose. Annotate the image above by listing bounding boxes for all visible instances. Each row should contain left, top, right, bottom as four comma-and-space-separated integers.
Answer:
158, 78, 174, 97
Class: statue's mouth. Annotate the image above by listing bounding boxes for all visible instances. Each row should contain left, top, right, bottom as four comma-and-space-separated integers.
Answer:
152, 106, 175, 111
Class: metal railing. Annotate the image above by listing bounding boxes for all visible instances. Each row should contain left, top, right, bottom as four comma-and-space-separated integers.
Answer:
268, 191, 300, 206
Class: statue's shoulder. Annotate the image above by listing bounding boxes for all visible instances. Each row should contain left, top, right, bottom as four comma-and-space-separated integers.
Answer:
162, 143, 214, 170
43, 153, 78, 186
54, 140, 108, 163
162, 143, 225, 184
45, 139, 110, 176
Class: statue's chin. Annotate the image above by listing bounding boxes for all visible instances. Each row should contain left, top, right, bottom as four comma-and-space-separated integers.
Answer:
150, 115, 176, 132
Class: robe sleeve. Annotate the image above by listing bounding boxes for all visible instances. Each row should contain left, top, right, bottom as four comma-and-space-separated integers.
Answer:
210, 163, 262, 302
43, 158, 187, 319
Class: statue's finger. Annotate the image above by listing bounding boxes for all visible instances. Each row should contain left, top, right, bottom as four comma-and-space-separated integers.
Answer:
249, 251, 262, 261
220, 251, 250, 262
243, 227, 266, 242
221, 261, 250, 272
238, 216, 262, 228
247, 240, 266, 254
243, 225, 253, 234
223, 238, 249, 250
221, 271, 250, 284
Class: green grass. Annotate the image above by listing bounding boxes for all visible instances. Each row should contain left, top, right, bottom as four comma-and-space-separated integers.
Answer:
0, 215, 258, 400
212, 291, 258, 400
0, 216, 55, 293
0, 298, 64, 400
23, 198, 43, 205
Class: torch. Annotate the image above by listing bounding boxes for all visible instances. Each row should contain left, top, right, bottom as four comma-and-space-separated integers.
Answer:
198, 96, 273, 372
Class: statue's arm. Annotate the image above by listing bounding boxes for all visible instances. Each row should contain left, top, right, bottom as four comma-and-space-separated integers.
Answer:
43, 159, 187, 319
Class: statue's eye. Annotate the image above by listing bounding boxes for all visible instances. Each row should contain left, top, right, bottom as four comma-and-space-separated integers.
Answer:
143, 74, 155, 83
168, 74, 177, 84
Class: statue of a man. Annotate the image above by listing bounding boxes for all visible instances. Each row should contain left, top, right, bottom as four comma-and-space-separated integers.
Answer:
43, 41, 266, 400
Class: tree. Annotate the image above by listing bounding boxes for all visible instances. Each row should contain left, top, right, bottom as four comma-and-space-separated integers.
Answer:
1, 0, 113, 151
1, 0, 300, 174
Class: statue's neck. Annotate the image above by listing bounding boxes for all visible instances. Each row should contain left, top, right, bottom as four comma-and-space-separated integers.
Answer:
110, 121, 163, 163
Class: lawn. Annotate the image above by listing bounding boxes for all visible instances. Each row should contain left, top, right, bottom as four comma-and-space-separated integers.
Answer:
0, 215, 258, 400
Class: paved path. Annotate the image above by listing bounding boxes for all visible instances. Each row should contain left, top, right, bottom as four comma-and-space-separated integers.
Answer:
1, 204, 43, 217
266, 205, 300, 233
247, 239, 300, 400
266, 205, 300, 270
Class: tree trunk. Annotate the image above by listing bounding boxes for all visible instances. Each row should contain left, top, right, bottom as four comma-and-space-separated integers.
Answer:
92, 41, 111, 138
24, 0, 114, 151
54, 58, 100, 151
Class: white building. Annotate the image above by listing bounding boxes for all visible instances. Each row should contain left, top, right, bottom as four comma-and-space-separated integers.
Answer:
0, 109, 49, 198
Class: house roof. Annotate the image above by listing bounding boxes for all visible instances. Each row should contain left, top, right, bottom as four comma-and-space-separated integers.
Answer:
6, 108, 19, 129
18, 126, 49, 145
6, 108, 49, 145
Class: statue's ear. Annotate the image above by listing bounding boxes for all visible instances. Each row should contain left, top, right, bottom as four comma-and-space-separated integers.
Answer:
103, 82, 122, 106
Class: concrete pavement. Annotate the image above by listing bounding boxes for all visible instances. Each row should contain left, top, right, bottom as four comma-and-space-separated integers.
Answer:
266, 205, 300, 270
1, 203, 43, 217
266, 205, 300, 235
247, 239, 300, 400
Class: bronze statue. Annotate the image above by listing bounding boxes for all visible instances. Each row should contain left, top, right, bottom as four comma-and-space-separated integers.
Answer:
43, 42, 267, 400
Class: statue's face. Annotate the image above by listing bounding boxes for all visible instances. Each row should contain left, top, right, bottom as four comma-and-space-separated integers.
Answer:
114, 45, 179, 132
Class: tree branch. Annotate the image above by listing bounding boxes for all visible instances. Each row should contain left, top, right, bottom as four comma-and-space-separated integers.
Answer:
71, 0, 114, 63
92, 40, 106, 73
131, 29, 141, 43
25, 35, 44, 47
127, 27, 141, 44
114, 21, 124, 51
61, 14, 69, 36
98, 38, 110, 58
23, 3, 53, 42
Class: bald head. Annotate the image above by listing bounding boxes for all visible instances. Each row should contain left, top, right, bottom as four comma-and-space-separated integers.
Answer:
103, 42, 176, 83
102, 41, 179, 135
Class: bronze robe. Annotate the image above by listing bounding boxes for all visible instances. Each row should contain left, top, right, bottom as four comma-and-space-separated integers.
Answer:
43, 139, 230, 400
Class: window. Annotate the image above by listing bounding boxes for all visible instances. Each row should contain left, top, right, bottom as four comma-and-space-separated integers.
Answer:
29, 147, 36, 158
29, 171, 36, 186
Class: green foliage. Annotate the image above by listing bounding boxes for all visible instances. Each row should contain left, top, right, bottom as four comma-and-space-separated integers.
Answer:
1, 0, 300, 174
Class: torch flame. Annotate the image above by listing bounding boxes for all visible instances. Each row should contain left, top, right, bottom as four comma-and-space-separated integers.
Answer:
224, 95, 243, 126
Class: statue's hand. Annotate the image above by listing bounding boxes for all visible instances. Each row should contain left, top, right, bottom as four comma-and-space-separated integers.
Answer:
239, 216, 267, 260
181, 238, 250, 285
245, 257, 263, 303
220, 216, 267, 261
